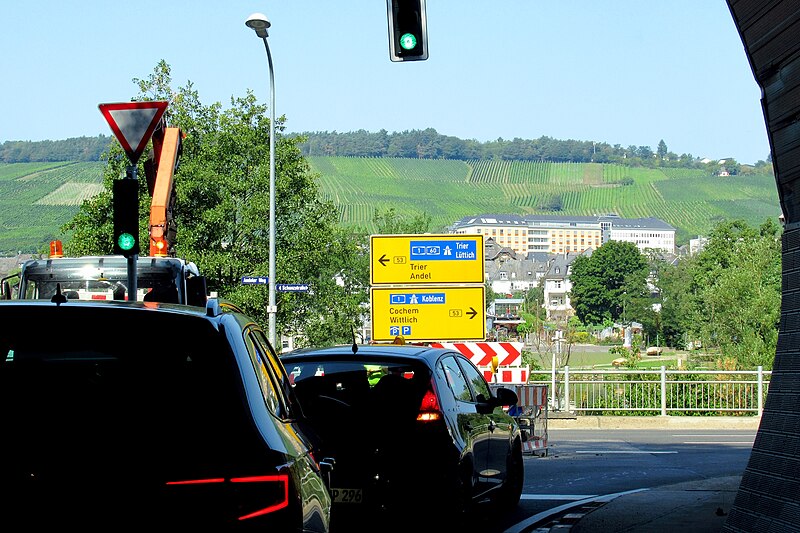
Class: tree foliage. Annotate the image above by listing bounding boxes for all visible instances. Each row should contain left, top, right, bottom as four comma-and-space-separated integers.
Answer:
569, 240, 650, 326
62, 60, 370, 347
659, 218, 781, 369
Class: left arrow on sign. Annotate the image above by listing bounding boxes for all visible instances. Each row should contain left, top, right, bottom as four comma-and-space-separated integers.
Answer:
378, 254, 390, 267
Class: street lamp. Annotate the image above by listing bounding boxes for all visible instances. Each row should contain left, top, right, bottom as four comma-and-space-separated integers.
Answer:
246, 12, 277, 347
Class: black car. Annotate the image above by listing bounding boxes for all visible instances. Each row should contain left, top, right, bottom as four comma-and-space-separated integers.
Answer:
0, 296, 331, 532
281, 344, 524, 529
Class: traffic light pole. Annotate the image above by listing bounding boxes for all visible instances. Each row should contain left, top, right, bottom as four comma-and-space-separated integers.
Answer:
125, 165, 138, 301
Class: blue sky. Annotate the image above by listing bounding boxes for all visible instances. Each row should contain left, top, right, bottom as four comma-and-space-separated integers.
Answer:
1, 1, 771, 164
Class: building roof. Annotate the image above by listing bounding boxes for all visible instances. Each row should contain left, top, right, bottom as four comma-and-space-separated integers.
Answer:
606, 217, 676, 231
452, 213, 674, 231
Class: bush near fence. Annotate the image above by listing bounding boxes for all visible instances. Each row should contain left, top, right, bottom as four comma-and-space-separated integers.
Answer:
530, 366, 770, 417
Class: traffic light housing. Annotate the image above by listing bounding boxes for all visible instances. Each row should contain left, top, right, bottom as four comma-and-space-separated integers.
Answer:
113, 179, 140, 257
387, 0, 428, 62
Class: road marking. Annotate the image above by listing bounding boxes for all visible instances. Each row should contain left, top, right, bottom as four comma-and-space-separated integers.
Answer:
575, 450, 677, 454
682, 441, 754, 445
521, 494, 598, 501
504, 488, 649, 533
672, 434, 756, 437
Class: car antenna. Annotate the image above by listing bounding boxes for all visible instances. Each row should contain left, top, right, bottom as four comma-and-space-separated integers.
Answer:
351, 327, 358, 354
51, 283, 67, 306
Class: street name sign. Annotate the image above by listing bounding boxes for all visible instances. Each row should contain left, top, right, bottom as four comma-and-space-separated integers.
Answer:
276, 283, 310, 292
370, 234, 484, 285
242, 276, 268, 285
370, 285, 485, 342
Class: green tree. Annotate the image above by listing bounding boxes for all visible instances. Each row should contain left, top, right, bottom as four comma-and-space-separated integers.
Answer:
523, 284, 546, 321
657, 139, 668, 161
658, 218, 781, 368
62, 60, 369, 347
569, 240, 649, 326
695, 235, 780, 368
371, 207, 431, 234
690, 219, 781, 368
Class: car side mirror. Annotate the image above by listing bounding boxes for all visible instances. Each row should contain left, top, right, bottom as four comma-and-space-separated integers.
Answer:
319, 457, 335, 489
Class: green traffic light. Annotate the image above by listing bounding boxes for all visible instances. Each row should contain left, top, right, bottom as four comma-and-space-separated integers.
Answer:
117, 232, 136, 251
400, 32, 418, 50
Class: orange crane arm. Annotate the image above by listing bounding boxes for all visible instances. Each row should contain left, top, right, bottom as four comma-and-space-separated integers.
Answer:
149, 127, 182, 256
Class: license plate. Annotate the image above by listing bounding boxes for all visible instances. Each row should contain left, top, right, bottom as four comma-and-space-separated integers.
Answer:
331, 487, 362, 504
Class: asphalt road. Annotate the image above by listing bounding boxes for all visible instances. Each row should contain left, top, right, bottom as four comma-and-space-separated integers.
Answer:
456, 427, 756, 533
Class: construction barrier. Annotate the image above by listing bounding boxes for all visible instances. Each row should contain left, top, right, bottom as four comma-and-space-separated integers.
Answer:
429, 341, 528, 384
429, 341, 523, 367
494, 383, 548, 456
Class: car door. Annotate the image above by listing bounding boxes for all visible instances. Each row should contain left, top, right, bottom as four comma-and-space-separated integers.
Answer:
457, 356, 512, 489
439, 355, 492, 493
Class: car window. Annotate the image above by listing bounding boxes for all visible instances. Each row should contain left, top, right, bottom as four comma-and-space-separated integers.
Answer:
244, 327, 287, 418
440, 355, 473, 402
458, 356, 492, 402
252, 328, 304, 419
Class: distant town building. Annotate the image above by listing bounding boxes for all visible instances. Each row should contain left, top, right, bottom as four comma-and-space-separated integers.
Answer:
450, 213, 676, 255
689, 236, 709, 255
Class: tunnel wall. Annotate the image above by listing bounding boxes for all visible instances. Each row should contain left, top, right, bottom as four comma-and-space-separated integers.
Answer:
725, 1, 800, 530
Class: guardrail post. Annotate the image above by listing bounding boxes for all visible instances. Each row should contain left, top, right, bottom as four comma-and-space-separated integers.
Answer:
757, 365, 763, 416
661, 366, 667, 416
564, 365, 570, 413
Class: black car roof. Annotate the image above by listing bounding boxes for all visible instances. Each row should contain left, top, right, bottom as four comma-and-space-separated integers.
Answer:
0, 298, 250, 331
282, 344, 452, 364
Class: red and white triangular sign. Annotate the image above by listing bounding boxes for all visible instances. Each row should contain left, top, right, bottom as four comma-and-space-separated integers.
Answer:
98, 101, 168, 165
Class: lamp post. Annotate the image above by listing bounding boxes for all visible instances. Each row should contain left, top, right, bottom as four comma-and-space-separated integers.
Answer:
246, 12, 277, 347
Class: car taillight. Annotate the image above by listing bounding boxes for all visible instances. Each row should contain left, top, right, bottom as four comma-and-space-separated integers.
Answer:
165, 473, 290, 520
417, 383, 442, 422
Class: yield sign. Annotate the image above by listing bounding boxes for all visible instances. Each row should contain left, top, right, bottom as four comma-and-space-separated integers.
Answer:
98, 101, 168, 165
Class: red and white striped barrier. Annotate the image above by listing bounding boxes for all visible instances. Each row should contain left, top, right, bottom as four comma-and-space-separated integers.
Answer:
429, 341, 523, 367
523, 434, 548, 454
516, 383, 547, 409
481, 366, 529, 384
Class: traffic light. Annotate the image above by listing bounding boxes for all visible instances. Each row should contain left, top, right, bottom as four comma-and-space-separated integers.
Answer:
113, 179, 140, 257
387, 0, 428, 62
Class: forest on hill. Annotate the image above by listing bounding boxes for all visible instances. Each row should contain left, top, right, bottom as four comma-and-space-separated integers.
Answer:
1, 130, 772, 175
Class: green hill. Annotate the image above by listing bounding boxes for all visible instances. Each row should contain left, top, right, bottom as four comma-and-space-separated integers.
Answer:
308, 157, 780, 242
0, 161, 105, 254
0, 158, 780, 254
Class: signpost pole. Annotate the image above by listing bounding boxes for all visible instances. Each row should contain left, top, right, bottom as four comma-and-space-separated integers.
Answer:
99, 100, 169, 303
125, 165, 138, 300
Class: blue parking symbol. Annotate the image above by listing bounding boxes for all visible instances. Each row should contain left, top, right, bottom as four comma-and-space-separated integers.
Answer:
402, 326, 411, 335
390, 326, 400, 336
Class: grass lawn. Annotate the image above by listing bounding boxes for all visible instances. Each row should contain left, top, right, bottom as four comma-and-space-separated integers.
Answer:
528, 344, 683, 370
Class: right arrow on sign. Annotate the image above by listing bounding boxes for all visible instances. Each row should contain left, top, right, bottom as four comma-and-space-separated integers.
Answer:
467, 307, 477, 319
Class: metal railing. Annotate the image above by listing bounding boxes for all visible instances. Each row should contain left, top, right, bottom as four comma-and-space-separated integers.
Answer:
529, 366, 770, 416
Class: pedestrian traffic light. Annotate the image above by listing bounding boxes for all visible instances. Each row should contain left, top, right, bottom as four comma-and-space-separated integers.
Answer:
387, 0, 428, 62
113, 179, 140, 257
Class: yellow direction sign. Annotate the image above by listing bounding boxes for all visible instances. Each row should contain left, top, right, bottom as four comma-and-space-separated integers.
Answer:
371, 286, 485, 342
370, 234, 484, 285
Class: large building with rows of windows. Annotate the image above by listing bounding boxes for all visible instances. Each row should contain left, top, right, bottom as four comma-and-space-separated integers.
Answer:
449, 213, 675, 255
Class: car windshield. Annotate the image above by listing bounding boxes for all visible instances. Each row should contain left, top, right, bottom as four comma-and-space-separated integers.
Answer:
19, 259, 185, 301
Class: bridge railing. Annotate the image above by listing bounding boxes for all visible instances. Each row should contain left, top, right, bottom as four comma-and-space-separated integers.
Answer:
529, 366, 770, 416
